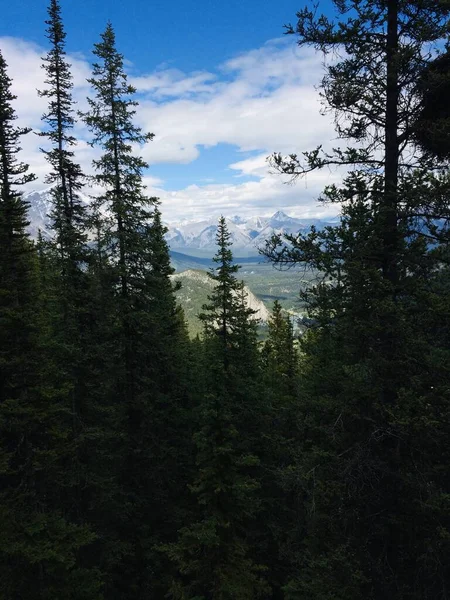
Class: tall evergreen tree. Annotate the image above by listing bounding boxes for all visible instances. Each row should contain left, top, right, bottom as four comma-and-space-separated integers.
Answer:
264, 2, 450, 598
39, 0, 87, 265
262, 300, 298, 393
37, 7, 107, 589
259, 301, 300, 599
199, 216, 259, 371
82, 24, 192, 598
38, 0, 92, 467
165, 218, 269, 600
0, 50, 102, 599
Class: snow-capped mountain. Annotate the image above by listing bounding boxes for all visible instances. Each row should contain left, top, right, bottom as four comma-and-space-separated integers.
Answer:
22, 187, 337, 253
23, 187, 91, 239
165, 219, 248, 252
23, 188, 56, 239
165, 217, 252, 250
166, 211, 335, 254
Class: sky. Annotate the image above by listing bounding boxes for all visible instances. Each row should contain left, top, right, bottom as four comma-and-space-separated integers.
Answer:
0, 0, 342, 223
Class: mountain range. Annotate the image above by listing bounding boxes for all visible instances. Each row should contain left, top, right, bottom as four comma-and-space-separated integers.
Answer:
166, 211, 337, 254
22, 187, 337, 254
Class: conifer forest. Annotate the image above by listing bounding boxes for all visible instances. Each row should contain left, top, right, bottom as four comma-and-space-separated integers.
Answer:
0, 1, 449, 598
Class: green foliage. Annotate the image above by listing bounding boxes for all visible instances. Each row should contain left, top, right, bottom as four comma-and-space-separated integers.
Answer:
0, 49, 102, 599
414, 49, 450, 160
39, 0, 88, 263
165, 219, 269, 599
1, 4, 449, 598
199, 216, 259, 370
81, 23, 194, 597
262, 300, 298, 388
264, 2, 450, 598
81, 22, 155, 299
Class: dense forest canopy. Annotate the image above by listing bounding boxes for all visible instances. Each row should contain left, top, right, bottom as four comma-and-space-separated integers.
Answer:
0, 1, 449, 598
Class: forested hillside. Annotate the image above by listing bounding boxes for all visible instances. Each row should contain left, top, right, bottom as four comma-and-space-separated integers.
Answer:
0, 1, 449, 598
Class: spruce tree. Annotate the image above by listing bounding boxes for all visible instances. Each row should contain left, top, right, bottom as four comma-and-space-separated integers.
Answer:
259, 301, 300, 599
262, 300, 298, 393
165, 218, 268, 600
0, 49, 102, 599
37, 0, 96, 528
199, 216, 259, 370
264, 2, 450, 598
82, 24, 192, 597
39, 0, 87, 265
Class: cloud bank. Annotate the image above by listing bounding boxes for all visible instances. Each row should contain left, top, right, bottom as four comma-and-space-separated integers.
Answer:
0, 35, 341, 221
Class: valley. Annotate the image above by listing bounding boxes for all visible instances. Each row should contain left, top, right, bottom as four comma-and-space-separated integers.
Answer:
171, 250, 314, 336
24, 188, 320, 335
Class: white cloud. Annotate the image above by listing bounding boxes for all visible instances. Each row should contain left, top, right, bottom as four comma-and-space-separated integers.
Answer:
130, 69, 217, 99
0, 35, 339, 220
135, 40, 335, 167
1, 36, 96, 189
146, 168, 342, 223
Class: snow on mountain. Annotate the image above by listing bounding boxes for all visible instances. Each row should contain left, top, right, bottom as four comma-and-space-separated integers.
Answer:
248, 214, 327, 251
165, 217, 253, 250
268, 210, 295, 224
166, 212, 335, 253
230, 215, 247, 225
22, 187, 337, 252
24, 186, 91, 239
23, 187, 56, 238
245, 215, 268, 231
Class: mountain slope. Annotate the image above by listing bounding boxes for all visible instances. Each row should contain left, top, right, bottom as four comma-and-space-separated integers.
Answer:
172, 269, 269, 336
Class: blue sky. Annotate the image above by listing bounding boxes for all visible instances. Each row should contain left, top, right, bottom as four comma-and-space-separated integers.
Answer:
0, 0, 340, 222
3, 0, 334, 68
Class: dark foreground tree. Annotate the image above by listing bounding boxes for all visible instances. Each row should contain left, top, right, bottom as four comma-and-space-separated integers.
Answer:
264, 2, 450, 598
262, 300, 298, 394
165, 218, 269, 600
414, 49, 450, 160
259, 302, 301, 599
0, 49, 102, 599
38, 0, 97, 544
82, 23, 192, 598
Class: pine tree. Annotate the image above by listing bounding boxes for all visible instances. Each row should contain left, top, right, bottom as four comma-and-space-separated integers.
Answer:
258, 302, 300, 599
81, 21, 156, 409
0, 50, 102, 599
414, 49, 450, 160
199, 216, 259, 371
264, 2, 450, 598
82, 22, 154, 303
37, 0, 96, 515
262, 300, 298, 393
165, 218, 269, 600
39, 0, 87, 264
37, 6, 109, 590
82, 24, 193, 597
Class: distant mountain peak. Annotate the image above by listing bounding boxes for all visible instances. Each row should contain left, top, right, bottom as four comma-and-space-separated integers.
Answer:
23, 184, 55, 198
271, 210, 290, 221
22, 187, 338, 252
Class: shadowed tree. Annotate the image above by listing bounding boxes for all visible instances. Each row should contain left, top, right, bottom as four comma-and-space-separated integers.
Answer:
82, 23, 193, 598
0, 49, 102, 599
164, 218, 269, 600
38, 0, 97, 541
263, 2, 450, 598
